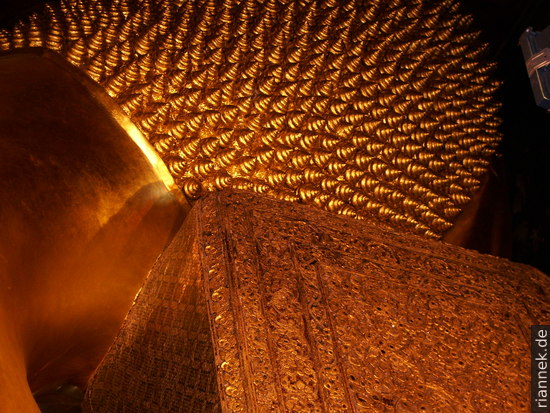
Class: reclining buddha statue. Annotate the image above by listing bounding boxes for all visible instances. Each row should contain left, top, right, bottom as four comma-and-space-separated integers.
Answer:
0, 0, 546, 412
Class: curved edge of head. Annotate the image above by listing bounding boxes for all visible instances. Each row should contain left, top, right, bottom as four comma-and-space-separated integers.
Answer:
0, 47, 189, 210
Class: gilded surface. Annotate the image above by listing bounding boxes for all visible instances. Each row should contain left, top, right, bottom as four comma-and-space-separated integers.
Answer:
1, 0, 501, 238
0, 50, 187, 412
83, 214, 220, 412
197, 190, 548, 412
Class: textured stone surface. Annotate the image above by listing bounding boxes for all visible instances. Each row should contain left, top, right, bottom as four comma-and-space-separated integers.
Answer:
85, 190, 548, 412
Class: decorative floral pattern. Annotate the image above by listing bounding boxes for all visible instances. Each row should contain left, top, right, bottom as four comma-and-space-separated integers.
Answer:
199, 190, 548, 412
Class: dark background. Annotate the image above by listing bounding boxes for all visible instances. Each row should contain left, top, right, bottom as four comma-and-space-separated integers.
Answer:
459, 0, 550, 274
2, 0, 549, 274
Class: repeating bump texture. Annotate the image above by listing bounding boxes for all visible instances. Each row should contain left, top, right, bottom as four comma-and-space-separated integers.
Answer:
0, 0, 502, 238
